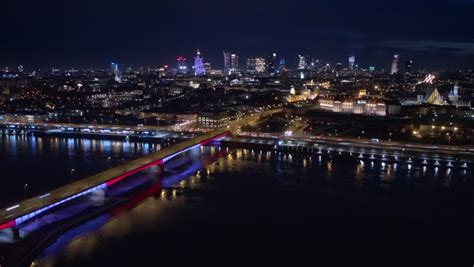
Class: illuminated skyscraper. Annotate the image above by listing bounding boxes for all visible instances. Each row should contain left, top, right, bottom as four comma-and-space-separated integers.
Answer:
255, 57, 266, 73
298, 55, 307, 70
391, 54, 400, 75
194, 49, 205, 76
348, 51, 355, 70
204, 62, 212, 74
246, 58, 256, 74
177, 56, 188, 74
278, 59, 286, 73
453, 82, 459, 97
448, 81, 460, 102
266, 53, 277, 74
110, 62, 121, 83
223, 51, 231, 75
230, 54, 239, 74
110, 62, 119, 75
405, 60, 413, 73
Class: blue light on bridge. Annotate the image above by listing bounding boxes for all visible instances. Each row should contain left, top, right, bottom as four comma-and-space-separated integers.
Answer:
163, 144, 201, 163
14, 184, 107, 225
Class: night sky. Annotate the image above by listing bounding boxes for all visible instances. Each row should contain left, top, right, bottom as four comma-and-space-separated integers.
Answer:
2, 0, 474, 70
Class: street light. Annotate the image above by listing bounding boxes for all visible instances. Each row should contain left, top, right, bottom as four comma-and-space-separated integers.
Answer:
70, 168, 75, 181
24, 184, 28, 199
362, 131, 365, 139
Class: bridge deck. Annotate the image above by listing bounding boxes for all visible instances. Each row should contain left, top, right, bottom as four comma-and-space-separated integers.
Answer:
0, 129, 229, 230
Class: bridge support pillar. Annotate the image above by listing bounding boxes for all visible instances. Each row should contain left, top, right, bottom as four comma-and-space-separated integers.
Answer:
90, 189, 106, 206
11, 227, 20, 241
157, 161, 165, 173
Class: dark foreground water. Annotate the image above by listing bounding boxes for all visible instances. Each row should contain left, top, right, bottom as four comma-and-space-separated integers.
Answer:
1, 135, 473, 266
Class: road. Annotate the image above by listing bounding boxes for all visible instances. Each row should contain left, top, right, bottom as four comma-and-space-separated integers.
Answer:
237, 131, 474, 158
0, 121, 199, 133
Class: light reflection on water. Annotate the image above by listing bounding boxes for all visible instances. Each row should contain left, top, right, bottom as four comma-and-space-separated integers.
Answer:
0, 135, 471, 266
28, 145, 474, 266
0, 135, 159, 206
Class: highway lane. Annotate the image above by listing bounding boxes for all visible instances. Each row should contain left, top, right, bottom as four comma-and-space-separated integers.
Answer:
235, 132, 474, 159
0, 122, 182, 132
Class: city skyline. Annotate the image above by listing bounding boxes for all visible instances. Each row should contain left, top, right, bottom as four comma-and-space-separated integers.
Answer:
0, 48, 468, 74
2, 0, 474, 70
1, 1, 473, 266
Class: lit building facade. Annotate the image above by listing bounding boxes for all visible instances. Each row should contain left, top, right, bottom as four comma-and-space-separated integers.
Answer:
348, 52, 355, 70
405, 60, 413, 73
197, 112, 230, 129
223, 51, 231, 75
246, 58, 256, 74
255, 57, 266, 73
298, 55, 307, 70
278, 59, 286, 73
391, 54, 400, 75
177, 56, 188, 75
194, 49, 206, 76
318, 97, 400, 116
266, 53, 277, 75
230, 54, 239, 74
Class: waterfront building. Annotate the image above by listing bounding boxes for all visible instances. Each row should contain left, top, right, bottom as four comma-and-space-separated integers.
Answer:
197, 112, 230, 128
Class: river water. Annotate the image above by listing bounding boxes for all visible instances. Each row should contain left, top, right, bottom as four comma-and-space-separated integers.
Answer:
1, 135, 473, 266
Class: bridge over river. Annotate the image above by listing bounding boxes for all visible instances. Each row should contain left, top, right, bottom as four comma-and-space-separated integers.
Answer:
0, 129, 230, 234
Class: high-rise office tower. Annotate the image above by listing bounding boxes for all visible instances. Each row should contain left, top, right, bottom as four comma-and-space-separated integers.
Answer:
265, 53, 277, 74
110, 62, 119, 75
391, 54, 400, 75
405, 60, 413, 73
110, 62, 121, 83
278, 59, 286, 73
453, 82, 459, 97
177, 56, 188, 74
223, 51, 231, 75
255, 57, 266, 73
194, 49, 206, 76
230, 54, 239, 74
204, 62, 212, 74
348, 51, 355, 70
246, 58, 256, 74
298, 55, 307, 70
